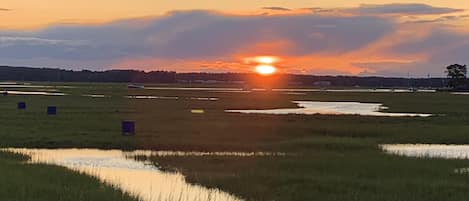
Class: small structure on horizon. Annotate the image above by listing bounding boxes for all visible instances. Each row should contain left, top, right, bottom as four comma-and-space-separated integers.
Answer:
122, 121, 135, 136
47, 106, 57, 115
313, 81, 332, 87
17, 102, 26, 110
128, 84, 145, 89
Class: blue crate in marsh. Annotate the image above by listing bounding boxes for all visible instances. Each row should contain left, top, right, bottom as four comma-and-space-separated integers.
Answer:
17, 102, 26, 110
47, 106, 57, 115
122, 121, 135, 136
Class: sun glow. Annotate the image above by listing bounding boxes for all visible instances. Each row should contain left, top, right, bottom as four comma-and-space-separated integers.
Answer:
255, 56, 277, 64
249, 56, 279, 75
255, 65, 277, 75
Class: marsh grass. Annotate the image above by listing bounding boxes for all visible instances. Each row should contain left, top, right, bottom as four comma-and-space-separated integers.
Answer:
0, 151, 140, 201
2, 83, 469, 200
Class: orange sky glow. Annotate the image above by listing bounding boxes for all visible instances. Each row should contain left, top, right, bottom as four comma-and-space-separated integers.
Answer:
2, 0, 469, 29
1, 0, 469, 76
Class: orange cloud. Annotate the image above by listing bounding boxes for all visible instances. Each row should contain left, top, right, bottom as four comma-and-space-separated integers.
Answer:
2, 7, 469, 77
112, 57, 250, 73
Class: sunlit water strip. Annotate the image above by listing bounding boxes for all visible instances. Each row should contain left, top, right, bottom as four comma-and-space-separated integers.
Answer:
126, 96, 220, 101
126, 95, 179, 100
381, 144, 469, 159
3, 148, 257, 201
271, 89, 436, 93
226, 101, 432, 117
144, 87, 436, 93
144, 87, 242, 91
0, 84, 74, 88
189, 97, 219, 101
452, 92, 469, 95
0, 90, 66, 96
82, 94, 107, 98
126, 150, 287, 158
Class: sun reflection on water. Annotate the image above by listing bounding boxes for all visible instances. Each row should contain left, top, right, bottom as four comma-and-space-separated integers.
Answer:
4, 148, 247, 201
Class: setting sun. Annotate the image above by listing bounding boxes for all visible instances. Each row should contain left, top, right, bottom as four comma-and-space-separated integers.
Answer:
251, 56, 279, 75
255, 65, 277, 75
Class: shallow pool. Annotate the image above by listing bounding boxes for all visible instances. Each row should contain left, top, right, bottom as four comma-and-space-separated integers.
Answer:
381, 144, 469, 159
126, 95, 179, 100
1, 90, 66, 96
2, 148, 285, 201
226, 101, 432, 117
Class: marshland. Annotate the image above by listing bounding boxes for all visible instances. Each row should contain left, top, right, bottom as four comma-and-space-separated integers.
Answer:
2, 82, 469, 201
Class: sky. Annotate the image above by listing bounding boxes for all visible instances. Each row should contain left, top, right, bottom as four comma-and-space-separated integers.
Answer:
1, 0, 469, 77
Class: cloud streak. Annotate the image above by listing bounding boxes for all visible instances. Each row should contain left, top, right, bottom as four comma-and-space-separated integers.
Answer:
0, 11, 393, 61
262, 7, 291, 11
351, 3, 464, 15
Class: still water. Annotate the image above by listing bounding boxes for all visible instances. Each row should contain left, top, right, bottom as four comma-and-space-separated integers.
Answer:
144, 87, 436, 93
189, 97, 219, 101
145, 87, 242, 91
82, 94, 107, 98
271, 89, 436, 93
452, 92, 469, 95
126, 95, 179, 100
0, 84, 75, 89
4, 148, 250, 201
226, 101, 432, 117
381, 144, 469, 159
1, 90, 66, 96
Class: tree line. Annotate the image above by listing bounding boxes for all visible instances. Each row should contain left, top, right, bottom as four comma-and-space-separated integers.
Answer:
0, 65, 465, 89
446, 64, 468, 90
0, 66, 176, 83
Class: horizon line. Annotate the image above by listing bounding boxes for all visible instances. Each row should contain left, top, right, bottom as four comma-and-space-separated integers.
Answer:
0, 65, 449, 79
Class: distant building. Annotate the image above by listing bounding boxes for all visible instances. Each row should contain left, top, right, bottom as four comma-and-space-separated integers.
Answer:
194, 80, 220, 84
231, 81, 246, 85
313, 81, 332, 87
128, 84, 144, 89
288, 82, 303, 86
177, 80, 246, 84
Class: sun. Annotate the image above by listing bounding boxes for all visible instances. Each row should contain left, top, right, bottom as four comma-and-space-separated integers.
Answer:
256, 65, 277, 75
246, 55, 280, 75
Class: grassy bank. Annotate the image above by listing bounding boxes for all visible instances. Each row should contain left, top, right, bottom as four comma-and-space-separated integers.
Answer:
0, 152, 138, 201
150, 153, 469, 201
2, 85, 469, 150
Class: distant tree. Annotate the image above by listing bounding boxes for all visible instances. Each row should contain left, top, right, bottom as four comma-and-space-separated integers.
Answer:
446, 64, 467, 89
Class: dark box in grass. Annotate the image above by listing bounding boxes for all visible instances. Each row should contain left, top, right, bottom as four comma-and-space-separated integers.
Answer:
17, 102, 26, 110
47, 106, 57, 115
122, 121, 135, 136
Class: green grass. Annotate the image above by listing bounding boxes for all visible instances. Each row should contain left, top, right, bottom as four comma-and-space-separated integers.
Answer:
0, 152, 138, 201
3, 83, 469, 200
150, 153, 469, 201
